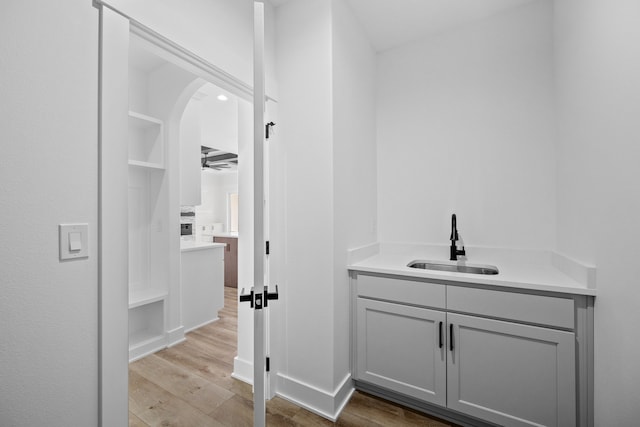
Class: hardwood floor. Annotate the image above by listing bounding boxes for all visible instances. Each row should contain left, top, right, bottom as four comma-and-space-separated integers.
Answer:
129, 288, 458, 426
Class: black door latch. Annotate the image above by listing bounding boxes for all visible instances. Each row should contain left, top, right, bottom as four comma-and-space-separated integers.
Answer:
239, 285, 279, 310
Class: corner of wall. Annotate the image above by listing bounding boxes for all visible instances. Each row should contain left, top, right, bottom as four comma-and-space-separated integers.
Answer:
276, 373, 354, 421
232, 356, 254, 385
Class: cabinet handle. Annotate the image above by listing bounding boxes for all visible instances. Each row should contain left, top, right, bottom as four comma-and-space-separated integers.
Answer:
449, 324, 454, 351
439, 321, 443, 348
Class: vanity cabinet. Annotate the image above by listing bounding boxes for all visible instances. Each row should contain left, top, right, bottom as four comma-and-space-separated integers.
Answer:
447, 313, 575, 427
356, 298, 447, 406
352, 273, 588, 427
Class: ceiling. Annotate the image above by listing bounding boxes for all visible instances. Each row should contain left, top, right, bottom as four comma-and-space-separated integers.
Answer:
268, 0, 539, 52
201, 147, 238, 172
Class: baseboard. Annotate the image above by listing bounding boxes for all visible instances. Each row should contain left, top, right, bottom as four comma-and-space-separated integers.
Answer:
232, 356, 253, 385
128, 336, 167, 363
166, 326, 185, 347
184, 317, 219, 334
355, 380, 496, 427
276, 373, 354, 421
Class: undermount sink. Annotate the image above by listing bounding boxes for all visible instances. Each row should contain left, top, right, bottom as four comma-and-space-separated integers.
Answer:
407, 260, 499, 275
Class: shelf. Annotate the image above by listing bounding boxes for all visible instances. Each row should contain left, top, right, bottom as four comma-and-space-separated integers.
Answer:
128, 159, 165, 170
129, 288, 168, 309
129, 329, 164, 347
128, 110, 163, 127
128, 110, 164, 167
129, 331, 166, 362
128, 294, 166, 362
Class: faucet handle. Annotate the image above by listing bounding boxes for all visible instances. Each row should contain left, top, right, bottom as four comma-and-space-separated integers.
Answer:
457, 235, 466, 257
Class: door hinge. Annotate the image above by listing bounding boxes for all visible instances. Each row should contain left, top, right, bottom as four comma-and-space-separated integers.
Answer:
266, 357, 270, 372
265, 240, 270, 255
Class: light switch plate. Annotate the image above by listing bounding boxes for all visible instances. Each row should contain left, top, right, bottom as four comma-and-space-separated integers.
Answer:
59, 223, 89, 260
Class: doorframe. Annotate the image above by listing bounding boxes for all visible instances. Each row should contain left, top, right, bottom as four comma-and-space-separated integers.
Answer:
97, 2, 278, 424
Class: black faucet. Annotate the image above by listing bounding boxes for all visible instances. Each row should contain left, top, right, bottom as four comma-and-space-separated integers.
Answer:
450, 214, 466, 261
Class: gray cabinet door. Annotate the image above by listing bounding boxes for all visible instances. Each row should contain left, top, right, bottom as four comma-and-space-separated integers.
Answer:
357, 298, 447, 406
447, 313, 576, 427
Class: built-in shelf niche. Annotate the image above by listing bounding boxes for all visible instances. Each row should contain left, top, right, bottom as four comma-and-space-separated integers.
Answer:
129, 288, 168, 309
127, 108, 168, 362
129, 299, 166, 361
127, 33, 175, 363
127, 162, 169, 361
128, 111, 164, 169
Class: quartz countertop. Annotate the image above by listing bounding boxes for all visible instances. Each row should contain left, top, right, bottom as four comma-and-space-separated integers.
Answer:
347, 243, 596, 296
180, 241, 226, 253
212, 232, 238, 238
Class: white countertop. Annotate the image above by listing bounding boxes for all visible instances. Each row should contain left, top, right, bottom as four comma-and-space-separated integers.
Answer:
180, 241, 226, 253
211, 232, 238, 238
348, 243, 596, 296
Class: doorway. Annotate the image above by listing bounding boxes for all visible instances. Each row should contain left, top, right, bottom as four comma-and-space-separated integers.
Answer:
98, 7, 270, 424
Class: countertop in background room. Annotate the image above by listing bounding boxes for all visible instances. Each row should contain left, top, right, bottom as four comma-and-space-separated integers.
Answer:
180, 240, 226, 252
211, 232, 238, 238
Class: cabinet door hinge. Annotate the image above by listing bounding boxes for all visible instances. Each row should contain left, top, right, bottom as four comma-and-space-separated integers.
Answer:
266, 357, 270, 372
265, 241, 270, 255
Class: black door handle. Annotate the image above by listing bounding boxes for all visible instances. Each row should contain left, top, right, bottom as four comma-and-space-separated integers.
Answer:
439, 321, 443, 349
449, 324, 454, 351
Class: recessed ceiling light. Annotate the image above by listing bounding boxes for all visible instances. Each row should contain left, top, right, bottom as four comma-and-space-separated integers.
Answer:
217, 94, 228, 101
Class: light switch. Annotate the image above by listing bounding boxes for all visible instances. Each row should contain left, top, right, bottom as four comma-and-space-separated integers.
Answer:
69, 232, 82, 251
59, 223, 89, 260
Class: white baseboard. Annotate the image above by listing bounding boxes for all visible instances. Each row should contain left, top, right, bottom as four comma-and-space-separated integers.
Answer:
128, 336, 167, 363
276, 373, 354, 421
230, 359, 355, 421
166, 326, 185, 347
184, 317, 219, 334
232, 356, 253, 385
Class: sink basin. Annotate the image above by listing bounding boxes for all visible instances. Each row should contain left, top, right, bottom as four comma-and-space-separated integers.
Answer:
407, 260, 499, 275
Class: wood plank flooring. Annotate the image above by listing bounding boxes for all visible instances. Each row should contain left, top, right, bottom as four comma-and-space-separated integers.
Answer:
129, 288, 458, 426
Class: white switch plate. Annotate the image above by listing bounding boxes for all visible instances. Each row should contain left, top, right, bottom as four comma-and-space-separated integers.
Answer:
59, 223, 89, 260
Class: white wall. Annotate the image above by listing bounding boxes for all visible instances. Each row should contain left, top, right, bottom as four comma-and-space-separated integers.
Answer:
274, 0, 376, 416
331, 0, 377, 389
276, 0, 335, 395
0, 0, 99, 425
554, 0, 640, 423
180, 96, 203, 206
200, 90, 239, 154
235, 98, 255, 379
197, 171, 239, 235
376, 0, 556, 250
129, 66, 149, 113
105, 0, 278, 97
